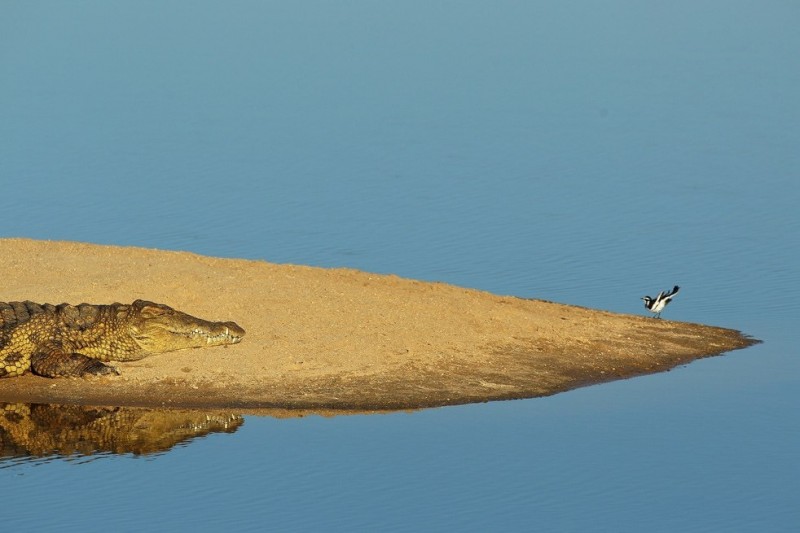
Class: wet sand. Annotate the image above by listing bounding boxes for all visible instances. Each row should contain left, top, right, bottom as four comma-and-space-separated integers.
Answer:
0, 239, 756, 413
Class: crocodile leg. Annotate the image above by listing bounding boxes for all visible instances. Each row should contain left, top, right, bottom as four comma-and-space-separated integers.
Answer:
30, 348, 119, 378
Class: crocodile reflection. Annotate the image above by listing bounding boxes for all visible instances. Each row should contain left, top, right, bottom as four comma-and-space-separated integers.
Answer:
0, 402, 243, 460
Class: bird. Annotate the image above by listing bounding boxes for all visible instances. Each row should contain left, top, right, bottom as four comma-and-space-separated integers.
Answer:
641, 285, 680, 318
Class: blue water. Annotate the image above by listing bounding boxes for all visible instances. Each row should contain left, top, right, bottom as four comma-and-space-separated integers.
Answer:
1, 1, 798, 531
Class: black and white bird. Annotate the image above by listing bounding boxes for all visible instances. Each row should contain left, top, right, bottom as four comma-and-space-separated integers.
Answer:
641, 285, 680, 318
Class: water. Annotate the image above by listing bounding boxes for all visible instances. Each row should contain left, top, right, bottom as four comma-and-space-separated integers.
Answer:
1, 1, 798, 531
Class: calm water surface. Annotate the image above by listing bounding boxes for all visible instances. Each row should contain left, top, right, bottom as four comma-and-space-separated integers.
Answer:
1, 1, 798, 531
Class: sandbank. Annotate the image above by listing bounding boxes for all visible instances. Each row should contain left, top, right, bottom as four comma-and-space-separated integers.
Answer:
0, 239, 755, 414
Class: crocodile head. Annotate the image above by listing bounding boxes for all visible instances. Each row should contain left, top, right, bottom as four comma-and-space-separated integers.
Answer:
125, 300, 245, 355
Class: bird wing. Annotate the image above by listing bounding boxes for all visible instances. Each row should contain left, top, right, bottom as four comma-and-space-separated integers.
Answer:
666, 285, 680, 297
662, 286, 680, 300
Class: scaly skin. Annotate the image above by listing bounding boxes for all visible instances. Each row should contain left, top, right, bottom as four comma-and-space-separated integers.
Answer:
0, 300, 244, 378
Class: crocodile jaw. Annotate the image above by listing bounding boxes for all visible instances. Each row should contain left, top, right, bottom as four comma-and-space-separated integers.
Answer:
172, 322, 245, 347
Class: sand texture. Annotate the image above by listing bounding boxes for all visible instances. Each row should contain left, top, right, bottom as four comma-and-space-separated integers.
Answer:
0, 239, 755, 413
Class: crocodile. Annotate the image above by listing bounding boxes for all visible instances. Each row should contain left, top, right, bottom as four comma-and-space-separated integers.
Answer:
0, 300, 244, 378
